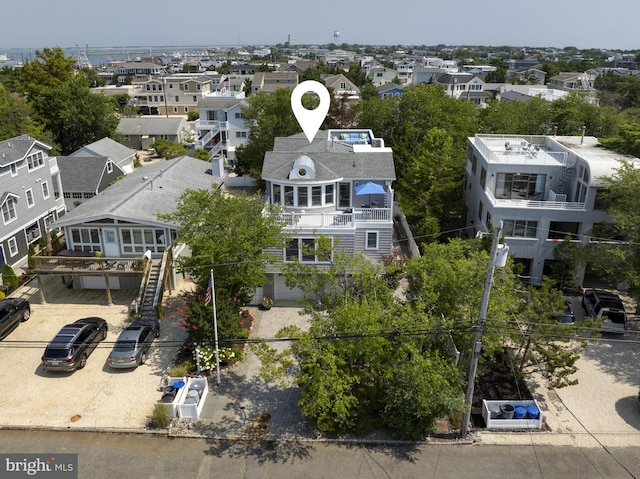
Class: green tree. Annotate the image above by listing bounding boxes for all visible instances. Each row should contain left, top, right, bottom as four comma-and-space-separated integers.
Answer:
353, 94, 399, 142
151, 139, 189, 159
599, 123, 640, 157
394, 128, 465, 239
0, 83, 46, 140
255, 246, 464, 439
1, 263, 19, 290
390, 85, 477, 239
479, 97, 552, 135
192, 148, 210, 161
511, 279, 593, 388
549, 92, 620, 137
157, 186, 288, 298
45, 75, 119, 155
600, 158, 640, 287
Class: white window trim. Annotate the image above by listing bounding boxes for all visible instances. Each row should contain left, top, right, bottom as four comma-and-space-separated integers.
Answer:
41, 181, 50, 199
10, 163, 17, 177
2, 196, 18, 224
25, 188, 34, 208
8, 237, 18, 256
365, 230, 379, 250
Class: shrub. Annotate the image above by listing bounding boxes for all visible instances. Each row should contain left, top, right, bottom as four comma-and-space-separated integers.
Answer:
1, 264, 19, 290
0, 291, 5, 300
28, 245, 36, 269
50, 231, 62, 253
194, 345, 244, 371
150, 404, 171, 429
169, 359, 195, 377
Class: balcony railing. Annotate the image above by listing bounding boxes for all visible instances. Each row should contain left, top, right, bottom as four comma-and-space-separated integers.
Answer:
279, 207, 391, 229
32, 255, 146, 275
486, 190, 585, 211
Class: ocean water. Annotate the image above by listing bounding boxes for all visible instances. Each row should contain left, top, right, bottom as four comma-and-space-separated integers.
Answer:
0, 45, 222, 68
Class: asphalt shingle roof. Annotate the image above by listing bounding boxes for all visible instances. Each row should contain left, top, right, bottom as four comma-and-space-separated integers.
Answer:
0, 135, 49, 167
117, 118, 189, 137
70, 137, 135, 164
57, 156, 120, 193
53, 156, 221, 228
263, 131, 395, 182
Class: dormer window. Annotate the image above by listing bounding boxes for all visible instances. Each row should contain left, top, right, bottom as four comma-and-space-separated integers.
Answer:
289, 155, 315, 179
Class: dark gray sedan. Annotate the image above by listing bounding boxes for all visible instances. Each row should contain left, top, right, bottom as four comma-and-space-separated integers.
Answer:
107, 319, 159, 369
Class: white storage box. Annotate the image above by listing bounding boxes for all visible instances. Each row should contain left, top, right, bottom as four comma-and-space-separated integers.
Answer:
177, 377, 209, 419
482, 399, 543, 429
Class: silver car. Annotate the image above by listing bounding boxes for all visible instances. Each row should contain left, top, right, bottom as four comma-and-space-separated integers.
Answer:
108, 319, 159, 369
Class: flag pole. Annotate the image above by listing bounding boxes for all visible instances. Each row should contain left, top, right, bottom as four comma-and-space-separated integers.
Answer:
210, 269, 222, 386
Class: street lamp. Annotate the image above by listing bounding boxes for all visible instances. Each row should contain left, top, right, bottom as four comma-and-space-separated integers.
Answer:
460, 222, 508, 439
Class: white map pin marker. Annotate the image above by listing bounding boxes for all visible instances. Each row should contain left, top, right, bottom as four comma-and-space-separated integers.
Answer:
291, 80, 331, 143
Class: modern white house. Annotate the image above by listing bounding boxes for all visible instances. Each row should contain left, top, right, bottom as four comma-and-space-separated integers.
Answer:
465, 134, 633, 284
261, 129, 396, 300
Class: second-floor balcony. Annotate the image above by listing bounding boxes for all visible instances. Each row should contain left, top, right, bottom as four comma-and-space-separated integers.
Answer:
486, 190, 585, 211
279, 207, 391, 229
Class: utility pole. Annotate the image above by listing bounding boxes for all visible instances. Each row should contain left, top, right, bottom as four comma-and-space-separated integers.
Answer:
460, 221, 505, 439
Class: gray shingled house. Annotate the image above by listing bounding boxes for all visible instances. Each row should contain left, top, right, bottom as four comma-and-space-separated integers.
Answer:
70, 137, 136, 173
51, 156, 222, 290
117, 117, 192, 150
0, 135, 66, 271
57, 155, 126, 212
261, 129, 396, 300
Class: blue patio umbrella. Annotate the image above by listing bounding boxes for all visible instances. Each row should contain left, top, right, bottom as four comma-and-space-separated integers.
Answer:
355, 181, 385, 206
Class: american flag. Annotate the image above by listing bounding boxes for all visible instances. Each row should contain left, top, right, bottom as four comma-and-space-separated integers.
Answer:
219, 76, 229, 90
204, 278, 213, 306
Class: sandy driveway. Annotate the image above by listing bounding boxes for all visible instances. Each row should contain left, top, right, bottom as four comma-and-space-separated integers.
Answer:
0, 277, 189, 430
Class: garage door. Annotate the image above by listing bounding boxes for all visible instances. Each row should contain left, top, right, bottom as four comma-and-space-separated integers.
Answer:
273, 274, 304, 302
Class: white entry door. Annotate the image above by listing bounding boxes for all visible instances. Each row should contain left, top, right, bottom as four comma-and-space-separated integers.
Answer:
102, 228, 120, 257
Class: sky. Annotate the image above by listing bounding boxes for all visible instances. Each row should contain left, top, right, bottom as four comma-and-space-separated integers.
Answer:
1, 0, 638, 51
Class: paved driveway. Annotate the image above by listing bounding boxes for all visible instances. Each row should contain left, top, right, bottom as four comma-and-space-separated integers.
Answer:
0, 276, 188, 430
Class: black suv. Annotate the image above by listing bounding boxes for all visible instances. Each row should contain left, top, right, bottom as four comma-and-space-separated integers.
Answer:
0, 298, 30, 339
41, 317, 108, 372
582, 289, 628, 333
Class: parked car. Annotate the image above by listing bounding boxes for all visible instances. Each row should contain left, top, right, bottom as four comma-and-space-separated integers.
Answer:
41, 317, 108, 372
107, 319, 159, 369
552, 299, 575, 324
0, 298, 30, 339
582, 289, 628, 333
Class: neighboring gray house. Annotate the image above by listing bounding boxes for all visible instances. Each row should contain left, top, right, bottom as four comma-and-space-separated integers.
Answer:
261, 129, 396, 300
0, 135, 66, 271
117, 117, 192, 150
51, 156, 222, 291
70, 137, 136, 173
57, 155, 125, 212
465, 134, 635, 285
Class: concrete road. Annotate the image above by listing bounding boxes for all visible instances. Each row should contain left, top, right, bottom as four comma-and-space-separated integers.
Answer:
1, 430, 639, 479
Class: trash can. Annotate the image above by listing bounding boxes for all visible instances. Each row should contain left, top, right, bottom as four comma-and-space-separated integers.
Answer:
514, 406, 526, 419
489, 405, 502, 419
526, 405, 540, 419
500, 404, 514, 419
